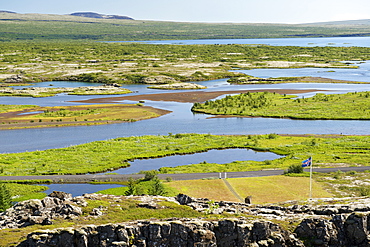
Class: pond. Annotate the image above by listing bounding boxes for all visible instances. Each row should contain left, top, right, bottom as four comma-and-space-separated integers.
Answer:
41, 183, 123, 197
98, 148, 282, 175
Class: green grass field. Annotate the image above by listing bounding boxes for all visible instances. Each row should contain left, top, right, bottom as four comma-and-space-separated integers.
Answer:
165, 176, 332, 204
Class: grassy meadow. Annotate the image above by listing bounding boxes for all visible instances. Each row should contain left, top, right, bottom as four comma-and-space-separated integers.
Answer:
192, 91, 370, 119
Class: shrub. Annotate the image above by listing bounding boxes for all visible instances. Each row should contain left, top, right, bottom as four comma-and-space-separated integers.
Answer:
285, 164, 304, 174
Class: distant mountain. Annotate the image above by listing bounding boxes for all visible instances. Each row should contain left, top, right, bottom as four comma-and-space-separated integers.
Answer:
0, 10, 16, 14
70, 12, 133, 20
304, 19, 370, 25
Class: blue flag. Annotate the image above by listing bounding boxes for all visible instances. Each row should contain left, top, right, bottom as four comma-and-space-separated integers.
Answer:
302, 157, 312, 167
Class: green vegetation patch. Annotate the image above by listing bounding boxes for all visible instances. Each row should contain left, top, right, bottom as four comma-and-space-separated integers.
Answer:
192, 91, 370, 120
0, 183, 47, 203
0, 104, 38, 113
0, 133, 370, 176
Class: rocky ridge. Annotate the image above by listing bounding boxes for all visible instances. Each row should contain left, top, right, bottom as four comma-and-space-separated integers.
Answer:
3, 192, 370, 246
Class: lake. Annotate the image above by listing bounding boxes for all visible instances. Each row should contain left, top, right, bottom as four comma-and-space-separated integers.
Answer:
115, 36, 370, 47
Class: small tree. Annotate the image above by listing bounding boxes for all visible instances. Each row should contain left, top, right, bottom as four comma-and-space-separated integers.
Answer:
142, 170, 159, 181
148, 176, 167, 196
125, 177, 137, 196
0, 184, 12, 212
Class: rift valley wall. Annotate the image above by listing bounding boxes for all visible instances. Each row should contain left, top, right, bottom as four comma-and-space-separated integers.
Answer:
2, 193, 370, 246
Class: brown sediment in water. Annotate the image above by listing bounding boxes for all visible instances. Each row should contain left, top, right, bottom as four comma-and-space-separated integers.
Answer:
71, 89, 324, 104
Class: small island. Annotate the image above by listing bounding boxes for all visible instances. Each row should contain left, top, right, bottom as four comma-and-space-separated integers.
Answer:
0, 85, 131, 98
192, 91, 370, 120
0, 103, 170, 129
148, 82, 207, 90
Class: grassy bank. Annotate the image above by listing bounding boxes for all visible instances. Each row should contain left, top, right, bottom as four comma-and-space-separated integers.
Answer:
192, 91, 370, 120
0, 133, 369, 176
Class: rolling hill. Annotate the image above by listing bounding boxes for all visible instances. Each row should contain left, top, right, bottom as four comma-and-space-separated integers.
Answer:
1, 11, 370, 41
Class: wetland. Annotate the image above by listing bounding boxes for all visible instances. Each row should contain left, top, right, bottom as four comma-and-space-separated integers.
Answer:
1, 37, 370, 199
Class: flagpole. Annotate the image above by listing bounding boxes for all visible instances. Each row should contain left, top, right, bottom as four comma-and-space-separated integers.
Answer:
309, 156, 313, 199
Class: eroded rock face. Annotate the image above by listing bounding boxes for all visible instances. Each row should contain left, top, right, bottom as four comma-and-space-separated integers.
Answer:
6, 193, 370, 246
19, 219, 305, 247
295, 213, 370, 247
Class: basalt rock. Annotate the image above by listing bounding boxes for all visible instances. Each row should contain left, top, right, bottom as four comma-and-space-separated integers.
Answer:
6, 193, 370, 246
19, 219, 305, 247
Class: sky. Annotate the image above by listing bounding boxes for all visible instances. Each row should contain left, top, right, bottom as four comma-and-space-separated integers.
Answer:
2, 0, 370, 24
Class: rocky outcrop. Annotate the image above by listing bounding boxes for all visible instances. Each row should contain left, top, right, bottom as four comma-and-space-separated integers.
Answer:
19, 218, 304, 247
142, 75, 178, 84
295, 213, 370, 247
0, 191, 83, 230
4, 74, 25, 83
228, 77, 284, 84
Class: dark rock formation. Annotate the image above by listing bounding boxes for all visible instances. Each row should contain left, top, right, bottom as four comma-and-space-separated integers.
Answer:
19, 218, 304, 247
4, 74, 24, 83
5, 193, 370, 246
70, 12, 134, 20
295, 213, 370, 247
